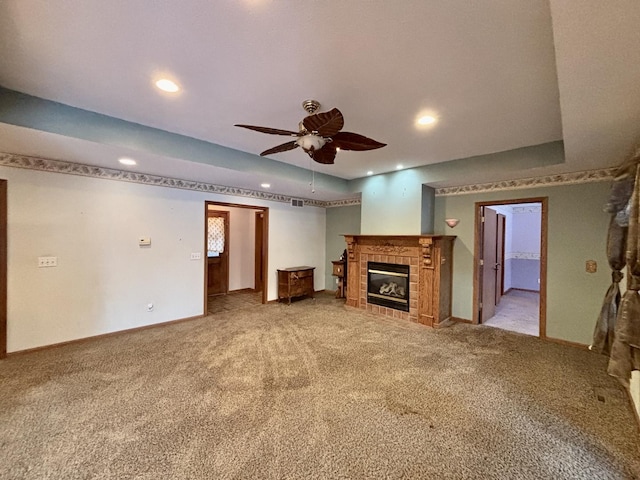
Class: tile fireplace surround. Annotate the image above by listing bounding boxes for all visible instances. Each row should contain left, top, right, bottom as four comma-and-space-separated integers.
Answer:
343, 235, 456, 328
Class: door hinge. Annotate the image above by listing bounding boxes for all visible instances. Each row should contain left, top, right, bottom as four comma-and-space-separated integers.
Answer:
479, 302, 483, 309
481, 216, 485, 223
480, 259, 484, 266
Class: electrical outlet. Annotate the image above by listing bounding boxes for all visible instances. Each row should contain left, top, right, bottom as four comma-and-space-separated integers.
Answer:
190, 252, 201, 260
38, 256, 58, 267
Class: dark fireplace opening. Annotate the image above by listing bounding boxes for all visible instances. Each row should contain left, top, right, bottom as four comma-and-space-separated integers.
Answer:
367, 262, 410, 312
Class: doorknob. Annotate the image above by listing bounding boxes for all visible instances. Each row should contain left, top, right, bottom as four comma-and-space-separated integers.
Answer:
493, 263, 501, 271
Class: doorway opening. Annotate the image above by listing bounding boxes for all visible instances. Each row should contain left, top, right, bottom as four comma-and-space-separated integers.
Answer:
204, 201, 268, 315
473, 198, 547, 338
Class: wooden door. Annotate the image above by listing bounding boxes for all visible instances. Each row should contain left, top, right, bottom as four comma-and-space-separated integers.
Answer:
254, 211, 264, 292
207, 210, 229, 296
481, 207, 498, 322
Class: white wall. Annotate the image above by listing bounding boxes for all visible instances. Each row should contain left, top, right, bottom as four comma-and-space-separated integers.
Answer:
2, 166, 326, 352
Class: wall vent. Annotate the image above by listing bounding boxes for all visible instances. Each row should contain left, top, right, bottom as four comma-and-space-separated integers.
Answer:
291, 199, 304, 207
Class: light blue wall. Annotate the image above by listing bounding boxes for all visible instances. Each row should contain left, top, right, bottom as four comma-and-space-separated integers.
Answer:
325, 204, 361, 290
0, 87, 349, 195
359, 169, 423, 234
510, 259, 540, 291
421, 185, 435, 234
353, 141, 564, 235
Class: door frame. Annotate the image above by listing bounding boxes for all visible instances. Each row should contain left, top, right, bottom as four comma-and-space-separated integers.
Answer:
203, 201, 269, 313
254, 211, 265, 292
472, 197, 548, 339
0, 180, 5, 358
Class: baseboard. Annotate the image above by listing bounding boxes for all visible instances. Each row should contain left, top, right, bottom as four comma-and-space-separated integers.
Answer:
228, 288, 255, 294
434, 317, 456, 329
505, 287, 540, 294
7, 313, 205, 357
452, 316, 473, 324
543, 336, 589, 350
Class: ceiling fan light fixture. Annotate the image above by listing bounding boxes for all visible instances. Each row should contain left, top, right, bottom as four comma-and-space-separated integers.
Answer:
297, 134, 327, 151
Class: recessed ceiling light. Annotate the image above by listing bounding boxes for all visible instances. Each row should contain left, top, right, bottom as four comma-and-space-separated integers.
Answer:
119, 158, 137, 166
366, 171, 373, 176
261, 183, 271, 188
155, 79, 180, 93
418, 115, 437, 125
396, 165, 403, 170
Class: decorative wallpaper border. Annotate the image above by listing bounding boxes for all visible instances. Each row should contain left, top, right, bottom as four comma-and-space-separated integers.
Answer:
512, 205, 542, 214
506, 252, 541, 260
435, 167, 615, 196
0, 152, 616, 205
0, 152, 364, 208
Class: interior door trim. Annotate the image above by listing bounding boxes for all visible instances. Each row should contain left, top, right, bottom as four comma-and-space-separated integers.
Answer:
472, 197, 547, 339
203, 201, 269, 314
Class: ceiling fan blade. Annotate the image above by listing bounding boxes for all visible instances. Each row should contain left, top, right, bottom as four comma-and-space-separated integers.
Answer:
331, 131, 387, 151
309, 144, 338, 164
260, 141, 300, 156
235, 124, 299, 136
303, 108, 344, 137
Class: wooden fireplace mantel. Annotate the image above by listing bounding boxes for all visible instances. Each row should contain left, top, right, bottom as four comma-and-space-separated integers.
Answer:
343, 235, 456, 328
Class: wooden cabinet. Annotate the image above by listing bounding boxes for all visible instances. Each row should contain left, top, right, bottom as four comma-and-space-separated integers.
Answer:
331, 260, 346, 298
277, 266, 315, 304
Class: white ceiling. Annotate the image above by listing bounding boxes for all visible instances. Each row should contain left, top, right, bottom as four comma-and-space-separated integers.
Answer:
0, 0, 639, 199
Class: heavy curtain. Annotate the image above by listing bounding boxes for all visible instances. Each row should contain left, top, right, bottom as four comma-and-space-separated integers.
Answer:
593, 149, 640, 387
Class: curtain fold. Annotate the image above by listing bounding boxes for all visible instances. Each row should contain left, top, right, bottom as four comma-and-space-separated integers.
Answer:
591, 217, 626, 355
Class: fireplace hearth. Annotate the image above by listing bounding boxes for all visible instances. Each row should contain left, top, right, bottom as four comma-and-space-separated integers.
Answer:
367, 262, 410, 312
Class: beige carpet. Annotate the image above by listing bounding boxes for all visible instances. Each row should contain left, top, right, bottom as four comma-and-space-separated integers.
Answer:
1, 293, 639, 479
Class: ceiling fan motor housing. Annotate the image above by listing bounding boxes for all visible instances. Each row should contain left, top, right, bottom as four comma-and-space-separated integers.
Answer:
302, 99, 320, 114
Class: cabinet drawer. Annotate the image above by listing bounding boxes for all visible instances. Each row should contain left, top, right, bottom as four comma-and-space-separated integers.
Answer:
292, 269, 313, 279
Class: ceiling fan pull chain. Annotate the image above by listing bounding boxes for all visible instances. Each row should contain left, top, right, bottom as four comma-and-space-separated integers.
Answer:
309, 156, 316, 194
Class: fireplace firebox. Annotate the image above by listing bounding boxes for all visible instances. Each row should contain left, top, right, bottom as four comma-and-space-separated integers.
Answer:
367, 262, 410, 312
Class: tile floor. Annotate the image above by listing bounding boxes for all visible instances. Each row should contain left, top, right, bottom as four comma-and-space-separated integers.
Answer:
483, 289, 540, 336
207, 290, 263, 315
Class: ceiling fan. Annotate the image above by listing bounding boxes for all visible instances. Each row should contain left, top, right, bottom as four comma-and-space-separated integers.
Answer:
235, 100, 386, 165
